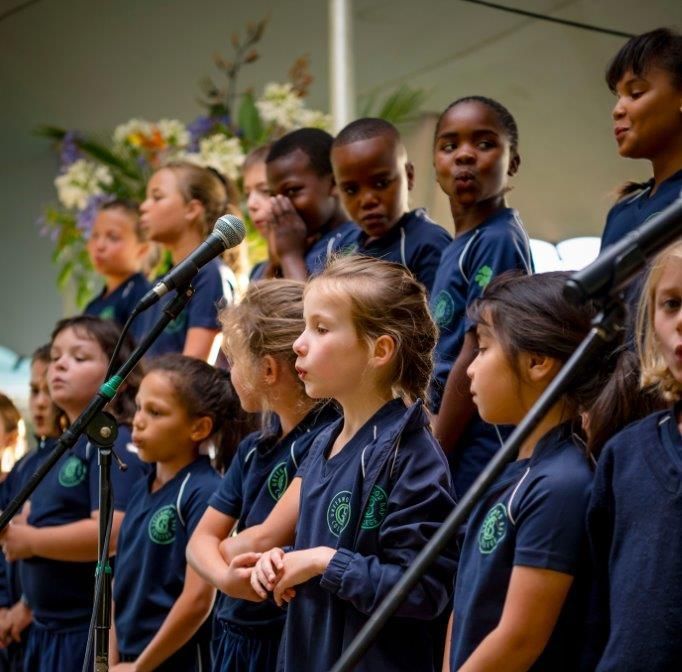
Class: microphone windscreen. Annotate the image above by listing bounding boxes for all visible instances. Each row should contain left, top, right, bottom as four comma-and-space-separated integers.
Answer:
214, 214, 247, 248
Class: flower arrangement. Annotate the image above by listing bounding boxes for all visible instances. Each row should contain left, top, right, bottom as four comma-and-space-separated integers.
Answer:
38, 19, 426, 306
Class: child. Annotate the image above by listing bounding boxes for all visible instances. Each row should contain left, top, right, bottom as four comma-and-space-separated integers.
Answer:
586, 241, 682, 669
429, 96, 533, 497
446, 272, 602, 671
242, 145, 273, 282
243, 256, 457, 672
599, 28, 682, 331
601, 28, 682, 252
265, 128, 358, 280
110, 355, 232, 672
0, 346, 61, 660
186, 279, 338, 671
331, 117, 452, 293
0, 316, 147, 672
140, 161, 238, 360
84, 199, 151, 342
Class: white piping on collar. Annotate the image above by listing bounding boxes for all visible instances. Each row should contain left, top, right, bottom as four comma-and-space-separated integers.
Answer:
176, 472, 191, 527
507, 467, 530, 526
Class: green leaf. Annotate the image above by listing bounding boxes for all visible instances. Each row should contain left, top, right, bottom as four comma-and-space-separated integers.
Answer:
76, 138, 141, 180
237, 92, 264, 145
33, 125, 68, 140
362, 85, 428, 126
57, 260, 74, 290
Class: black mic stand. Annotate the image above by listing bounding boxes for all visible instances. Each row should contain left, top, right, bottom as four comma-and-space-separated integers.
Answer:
0, 286, 195, 672
330, 203, 682, 672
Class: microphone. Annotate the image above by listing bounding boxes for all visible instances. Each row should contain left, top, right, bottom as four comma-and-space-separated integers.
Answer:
563, 194, 682, 305
135, 214, 246, 313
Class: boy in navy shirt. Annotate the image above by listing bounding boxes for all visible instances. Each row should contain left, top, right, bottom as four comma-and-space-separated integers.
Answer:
331, 117, 452, 293
84, 200, 150, 342
265, 128, 358, 279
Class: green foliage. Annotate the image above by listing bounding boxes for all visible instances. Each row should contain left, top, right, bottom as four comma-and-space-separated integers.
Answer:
359, 84, 429, 126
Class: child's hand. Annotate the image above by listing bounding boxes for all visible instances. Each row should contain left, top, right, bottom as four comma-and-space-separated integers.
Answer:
251, 547, 285, 599
0, 524, 35, 561
0, 608, 10, 648
272, 547, 336, 607
269, 196, 307, 259
219, 552, 265, 602
6, 601, 32, 643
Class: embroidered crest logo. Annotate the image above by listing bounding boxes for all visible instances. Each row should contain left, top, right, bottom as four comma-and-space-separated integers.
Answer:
432, 290, 455, 328
474, 265, 493, 288
361, 485, 388, 530
478, 502, 508, 554
148, 505, 177, 545
327, 490, 352, 537
267, 462, 289, 501
58, 455, 87, 487
164, 311, 187, 335
99, 306, 115, 320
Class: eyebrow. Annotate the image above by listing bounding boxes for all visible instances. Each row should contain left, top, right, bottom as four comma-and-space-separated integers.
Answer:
437, 128, 500, 141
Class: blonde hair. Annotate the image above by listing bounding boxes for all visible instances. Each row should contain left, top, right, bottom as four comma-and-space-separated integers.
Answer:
220, 279, 307, 398
309, 255, 437, 402
637, 240, 682, 401
0, 393, 21, 435
163, 161, 236, 236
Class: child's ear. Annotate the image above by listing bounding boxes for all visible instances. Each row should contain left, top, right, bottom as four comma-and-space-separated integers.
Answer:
190, 416, 213, 442
184, 198, 205, 224
525, 352, 560, 384
261, 354, 281, 387
508, 153, 521, 177
370, 335, 396, 369
406, 162, 415, 191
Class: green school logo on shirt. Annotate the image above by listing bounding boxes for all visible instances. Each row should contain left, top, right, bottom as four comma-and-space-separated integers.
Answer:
164, 311, 187, 335
327, 490, 352, 537
267, 462, 289, 501
99, 306, 115, 320
432, 290, 455, 328
58, 455, 87, 487
148, 505, 178, 545
474, 265, 493, 288
360, 485, 388, 530
478, 502, 508, 554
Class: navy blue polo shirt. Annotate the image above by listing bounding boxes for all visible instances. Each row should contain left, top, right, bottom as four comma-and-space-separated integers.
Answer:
84, 273, 151, 342
20, 426, 147, 630
430, 208, 533, 410
145, 258, 235, 357
600, 170, 682, 329
0, 437, 58, 607
210, 405, 338, 627
114, 455, 220, 658
348, 209, 451, 293
450, 424, 592, 671
305, 221, 359, 275
280, 399, 457, 672
249, 260, 268, 282
429, 208, 532, 495
586, 408, 682, 670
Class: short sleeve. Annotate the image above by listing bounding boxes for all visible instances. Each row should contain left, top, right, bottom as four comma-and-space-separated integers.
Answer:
181, 476, 220, 536
463, 227, 532, 332
208, 451, 244, 518
412, 227, 452, 293
186, 263, 227, 330
513, 472, 591, 575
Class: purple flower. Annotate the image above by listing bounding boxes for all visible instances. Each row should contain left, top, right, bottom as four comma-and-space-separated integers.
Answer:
59, 131, 81, 170
187, 114, 231, 150
77, 193, 113, 236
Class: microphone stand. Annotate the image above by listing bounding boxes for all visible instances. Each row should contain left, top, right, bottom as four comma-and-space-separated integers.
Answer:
0, 286, 195, 672
330, 203, 682, 672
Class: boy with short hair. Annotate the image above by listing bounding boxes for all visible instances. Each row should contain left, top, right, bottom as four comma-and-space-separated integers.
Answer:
331, 117, 452, 293
265, 128, 358, 280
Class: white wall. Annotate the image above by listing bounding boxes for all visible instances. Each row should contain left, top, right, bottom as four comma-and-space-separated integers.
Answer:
1, 0, 679, 354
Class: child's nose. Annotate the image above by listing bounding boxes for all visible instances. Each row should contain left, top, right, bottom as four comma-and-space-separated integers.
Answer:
360, 190, 379, 208
454, 146, 476, 164
292, 334, 306, 356
612, 97, 626, 120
